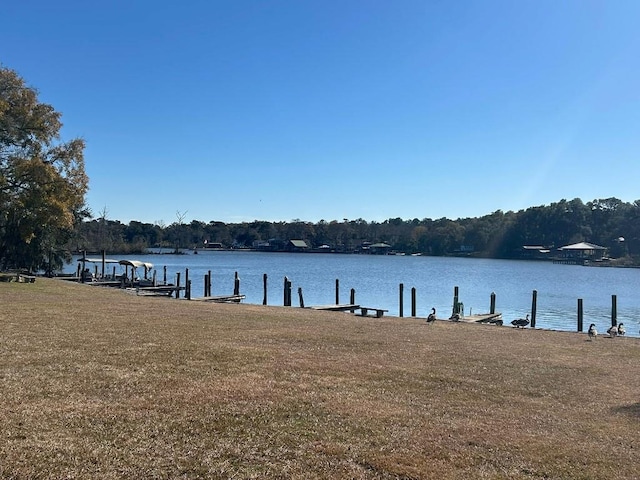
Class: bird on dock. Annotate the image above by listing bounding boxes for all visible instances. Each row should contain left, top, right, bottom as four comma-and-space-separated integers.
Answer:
607, 325, 618, 337
617, 323, 626, 336
427, 308, 436, 324
511, 314, 530, 328
588, 323, 598, 340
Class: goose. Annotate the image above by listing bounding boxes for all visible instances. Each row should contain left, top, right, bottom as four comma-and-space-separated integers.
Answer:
489, 318, 503, 326
427, 308, 436, 324
511, 314, 530, 328
588, 323, 597, 340
617, 323, 626, 336
449, 312, 461, 321
607, 325, 617, 337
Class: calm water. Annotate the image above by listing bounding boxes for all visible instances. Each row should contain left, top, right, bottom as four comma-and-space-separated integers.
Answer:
69, 251, 640, 338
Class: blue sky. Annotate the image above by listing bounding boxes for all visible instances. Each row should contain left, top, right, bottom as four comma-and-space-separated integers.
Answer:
3, 1, 640, 225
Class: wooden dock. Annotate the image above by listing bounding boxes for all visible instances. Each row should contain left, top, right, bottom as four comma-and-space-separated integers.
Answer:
135, 285, 185, 297
190, 294, 246, 303
310, 304, 359, 312
458, 312, 503, 324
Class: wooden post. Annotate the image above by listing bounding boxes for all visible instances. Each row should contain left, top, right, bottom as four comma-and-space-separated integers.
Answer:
112, 266, 116, 280
611, 294, 617, 327
101, 249, 106, 279
81, 250, 86, 283
411, 287, 417, 317
163, 265, 167, 284
263, 274, 268, 305
452, 286, 459, 316
234, 271, 240, 296
335, 279, 340, 305
284, 276, 291, 306
577, 298, 583, 332
350, 288, 356, 313
152, 270, 157, 287
490, 292, 496, 315
185, 268, 189, 298
204, 273, 209, 297
399, 283, 404, 318
207, 270, 212, 297
176, 272, 181, 299
531, 290, 537, 328
298, 287, 305, 308
186, 279, 191, 300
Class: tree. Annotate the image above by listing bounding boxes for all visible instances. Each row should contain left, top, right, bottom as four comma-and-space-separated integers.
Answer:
0, 66, 88, 272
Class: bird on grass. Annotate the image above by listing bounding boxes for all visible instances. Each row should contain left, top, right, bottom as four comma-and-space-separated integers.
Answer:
607, 325, 618, 337
511, 314, 530, 328
588, 323, 598, 340
449, 312, 461, 321
427, 308, 436, 324
489, 318, 503, 326
617, 323, 626, 336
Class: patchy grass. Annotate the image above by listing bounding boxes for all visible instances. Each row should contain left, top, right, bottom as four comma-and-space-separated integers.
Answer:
1, 278, 639, 479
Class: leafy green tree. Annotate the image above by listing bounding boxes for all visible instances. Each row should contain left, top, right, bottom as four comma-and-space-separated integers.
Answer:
0, 66, 88, 272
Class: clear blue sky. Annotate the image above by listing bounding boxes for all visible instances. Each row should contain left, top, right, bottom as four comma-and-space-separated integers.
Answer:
3, 1, 640, 225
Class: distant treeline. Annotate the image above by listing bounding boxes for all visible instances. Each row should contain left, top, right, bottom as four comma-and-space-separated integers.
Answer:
71, 197, 640, 262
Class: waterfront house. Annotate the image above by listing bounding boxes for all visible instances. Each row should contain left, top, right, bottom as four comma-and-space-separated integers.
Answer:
557, 242, 607, 262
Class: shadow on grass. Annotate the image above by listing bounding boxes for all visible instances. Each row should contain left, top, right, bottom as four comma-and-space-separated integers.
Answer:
613, 403, 640, 419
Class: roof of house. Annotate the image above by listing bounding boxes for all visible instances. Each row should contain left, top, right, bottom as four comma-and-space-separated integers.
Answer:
289, 240, 308, 248
559, 242, 606, 250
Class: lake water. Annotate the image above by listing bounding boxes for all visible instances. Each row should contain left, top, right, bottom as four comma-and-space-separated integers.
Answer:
68, 251, 640, 338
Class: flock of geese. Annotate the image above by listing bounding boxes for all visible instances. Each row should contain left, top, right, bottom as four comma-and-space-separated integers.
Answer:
588, 323, 626, 340
425, 309, 633, 339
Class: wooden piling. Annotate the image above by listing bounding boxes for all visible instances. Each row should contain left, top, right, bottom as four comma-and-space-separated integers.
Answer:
81, 250, 86, 283
101, 249, 106, 279
298, 287, 305, 308
490, 292, 496, 315
186, 279, 191, 300
163, 266, 167, 284
335, 279, 339, 305
399, 283, 404, 318
611, 294, 617, 327
411, 287, 416, 317
531, 290, 537, 328
207, 270, 212, 297
452, 286, 459, 317
175, 272, 181, 299
234, 271, 240, 296
204, 273, 209, 297
185, 269, 189, 299
577, 298, 583, 332
263, 274, 268, 305
284, 276, 292, 307
350, 288, 356, 313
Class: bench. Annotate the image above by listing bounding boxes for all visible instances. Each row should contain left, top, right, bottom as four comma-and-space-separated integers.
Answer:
358, 307, 388, 318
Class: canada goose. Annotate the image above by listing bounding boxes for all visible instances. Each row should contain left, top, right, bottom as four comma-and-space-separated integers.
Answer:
607, 325, 617, 337
511, 314, 530, 328
588, 323, 597, 340
449, 312, 461, 321
427, 308, 436, 323
617, 323, 626, 336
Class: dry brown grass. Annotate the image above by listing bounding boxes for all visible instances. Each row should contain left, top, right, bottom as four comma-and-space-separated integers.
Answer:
1, 278, 639, 479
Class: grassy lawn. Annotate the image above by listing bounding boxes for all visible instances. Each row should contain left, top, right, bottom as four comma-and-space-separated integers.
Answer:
1, 278, 639, 479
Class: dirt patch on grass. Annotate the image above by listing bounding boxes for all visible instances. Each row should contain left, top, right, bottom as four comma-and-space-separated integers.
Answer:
1, 278, 639, 479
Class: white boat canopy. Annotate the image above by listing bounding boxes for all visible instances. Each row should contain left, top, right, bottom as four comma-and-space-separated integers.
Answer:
118, 260, 154, 270
83, 258, 120, 264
